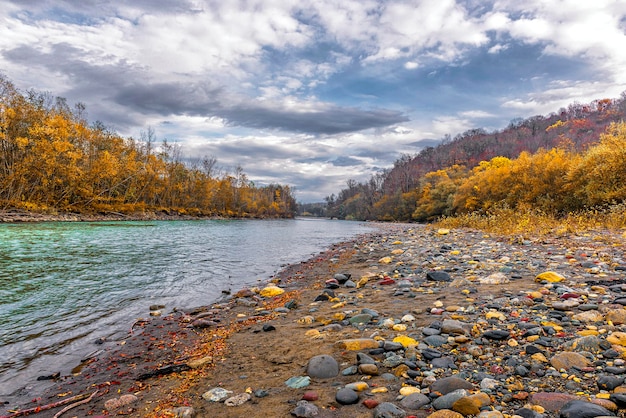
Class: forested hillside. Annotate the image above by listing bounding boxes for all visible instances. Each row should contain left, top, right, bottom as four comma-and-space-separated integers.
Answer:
0, 76, 296, 218
326, 93, 626, 222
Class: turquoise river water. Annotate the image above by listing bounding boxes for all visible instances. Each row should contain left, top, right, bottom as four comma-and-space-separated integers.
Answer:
0, 218, 376, 396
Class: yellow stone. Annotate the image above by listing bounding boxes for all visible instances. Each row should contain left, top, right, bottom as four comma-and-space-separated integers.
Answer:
331, 301, 346, 309
333, 312, 346, 321
335, 338, 381, 351
259, 285, 285, 297
450, 250, 460, 255
237, 313, 247, 318
350, 382, 369, 391
297, 316, 314, 325
596, 393, 611, 399
393, 324, 408, 332
577, 330, 600, 336
607, 332, 626, 346
379, 256, 393, 264
391, 249, 404, 255
356, 276, 370, 288
508, 339, 519, 347
434, 300, 444, 308
371, 387, 388, 394
437, 228, 450, 235
399, 386, 421, 396
486, 311, 506, 321
526, 335, 540, 342
535, 271, 565, 283
393, 335, 418, 348
531, 352, 549, 363
392, 240, 403, 245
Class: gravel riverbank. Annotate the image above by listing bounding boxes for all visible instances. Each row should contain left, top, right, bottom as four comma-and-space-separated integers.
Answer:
3, 224, 626, 418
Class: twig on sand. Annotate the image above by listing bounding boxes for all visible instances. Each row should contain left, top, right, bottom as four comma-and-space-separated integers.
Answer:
0, 391, 95, 418
53, 391, 98, 418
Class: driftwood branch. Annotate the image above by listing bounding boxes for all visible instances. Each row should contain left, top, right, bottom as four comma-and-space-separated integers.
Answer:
53, 391, 98, 418
0, 391, 93, 418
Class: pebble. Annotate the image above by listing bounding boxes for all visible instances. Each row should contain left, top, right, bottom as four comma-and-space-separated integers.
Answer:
224, 393, 250, 407
335, 388, 359, 405
202, 388, 232, 402
400, 392, 431, 409
306, 354, 339, 378
190, 227, 626, 418
559, 399, 615, 418
291, 400, 319, 418
373, 402, 407, 418
285, 376, 311, 389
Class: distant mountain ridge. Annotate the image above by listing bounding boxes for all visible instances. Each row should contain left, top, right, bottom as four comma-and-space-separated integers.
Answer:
325, 93, 626, 221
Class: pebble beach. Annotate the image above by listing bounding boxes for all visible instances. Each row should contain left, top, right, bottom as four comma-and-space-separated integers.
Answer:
4, 223, 626, 418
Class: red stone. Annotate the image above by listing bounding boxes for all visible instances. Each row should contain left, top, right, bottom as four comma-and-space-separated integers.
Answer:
379, 278, 396, 285
302, 391, 319, 401
362, 399, 379, 409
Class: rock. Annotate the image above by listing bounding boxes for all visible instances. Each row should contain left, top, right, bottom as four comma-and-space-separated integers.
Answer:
291, 400, 319, 417
202, 388, 233, 402
259, 285, 285, 297
400, 392, 431, 409
553, 300, 580, 311
550, 352, 591, 371
224, 393, 251, 406
262, 324, 276, 332
302, 391, 319, 401
597, 375, 624, 391
479, 272, 509, 284
426, 410, 464, 418
254, 389, 269, 398
170, 407, 196, 417
393, 335, 418, 347
482, 329, 510, 340
363, 399, 380, 409
427, 271, 452, 282
572, 311, 604, 322
530, 392, 579, 412
606, 309, 626, 325
606, 332, 626, 346
285, 376, 311, 389
431, 356, 456, 369
535, 271, 565, 283
559, 399, 615, 417
349, 313, 373, 324
345, 381, 369, 392
563, 335, 606, 353
104, 394, 138, 411
359, 363, 379, 375
307, 354, 339, 378
373, 402, 407, 417
513, 408, 544, 418
335, 338, 380, 350
335, 388, 359, 405
430, 376, 474, 395
441, 319, 468, 335
452, 392, 491, 415
431, 389, 469, 410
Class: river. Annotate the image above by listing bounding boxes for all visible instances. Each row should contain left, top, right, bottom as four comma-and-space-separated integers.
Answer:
0, 218, 377, 396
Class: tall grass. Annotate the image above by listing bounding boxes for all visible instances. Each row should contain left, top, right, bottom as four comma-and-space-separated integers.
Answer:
436, 203, 626, 237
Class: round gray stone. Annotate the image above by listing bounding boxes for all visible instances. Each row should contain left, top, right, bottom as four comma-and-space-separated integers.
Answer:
307, 355, 339, 378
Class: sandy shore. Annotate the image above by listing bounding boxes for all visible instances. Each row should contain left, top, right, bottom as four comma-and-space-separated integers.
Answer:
3, 223, 626, 418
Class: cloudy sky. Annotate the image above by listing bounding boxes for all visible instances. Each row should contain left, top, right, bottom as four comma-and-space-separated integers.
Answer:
1, 1, 626, 202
